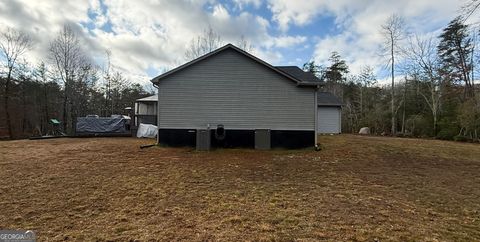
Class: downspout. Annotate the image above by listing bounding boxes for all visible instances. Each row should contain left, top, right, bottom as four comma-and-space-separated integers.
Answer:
314, 85, 319, 150
153, 82, 160, 144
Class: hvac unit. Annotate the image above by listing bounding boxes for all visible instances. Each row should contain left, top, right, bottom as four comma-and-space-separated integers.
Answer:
255, 129, 271, 150
196, 128, 211, 151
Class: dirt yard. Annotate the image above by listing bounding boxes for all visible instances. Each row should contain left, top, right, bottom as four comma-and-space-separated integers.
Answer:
0, 135, 479, 241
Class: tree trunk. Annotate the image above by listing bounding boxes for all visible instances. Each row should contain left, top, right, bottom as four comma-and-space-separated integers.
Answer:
104, 79, 109, 116
44, 83, 49, 133
4, 69, 13, 139
401, 106, 406, 134
471, 34, 475, 98
391, 37, 396, 135
111, 91, 114, 115
70, 103, 77, 136
62, 81, 68, 133
455, 37, 473, 99
360, 86, 363, 117
401, 78, 407, 134
22, 83, 27, 134
412, 120, 416, 136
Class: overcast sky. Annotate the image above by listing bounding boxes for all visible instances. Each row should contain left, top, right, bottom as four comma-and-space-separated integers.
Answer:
0, 0, 474, 85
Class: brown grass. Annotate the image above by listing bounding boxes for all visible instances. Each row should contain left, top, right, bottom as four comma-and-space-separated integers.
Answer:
0, 135, 479, 241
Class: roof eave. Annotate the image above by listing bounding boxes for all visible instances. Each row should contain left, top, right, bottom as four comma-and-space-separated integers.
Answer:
297, 82, 324, 87
317, 103, 343, 107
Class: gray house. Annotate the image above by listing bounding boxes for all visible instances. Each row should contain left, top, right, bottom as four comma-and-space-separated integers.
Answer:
151, 44, 341, 149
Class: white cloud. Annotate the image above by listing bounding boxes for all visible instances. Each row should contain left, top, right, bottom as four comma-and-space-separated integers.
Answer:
0, 0, 92, 65
267, 0, 326, 32
233, 0, 262, 10
0, 0, 306, 85
212, 4, 230, 20
0, 0, 475, 86
266, 0, 468, 78
251, 47, 284, 65
269, 35, 307, 48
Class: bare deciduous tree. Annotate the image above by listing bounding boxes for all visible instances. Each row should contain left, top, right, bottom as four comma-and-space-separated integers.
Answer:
103, 49, 112, 116
33, 62, 50, 132
185, 26, 223, 60
109, 71, 129, 114
405, 35, 444, 135
100, 50, 129, 115
0, 27, 33, 139
49, 25, 89, 132
381, 14, 406, 135
237, 35, 253, 52
355, 65, 377, 116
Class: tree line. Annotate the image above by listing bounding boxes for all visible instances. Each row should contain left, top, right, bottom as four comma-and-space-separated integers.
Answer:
304, 13, 480, 141
0, 26, 153, 139
2, 10, 479, 142
0, 24, 252, 139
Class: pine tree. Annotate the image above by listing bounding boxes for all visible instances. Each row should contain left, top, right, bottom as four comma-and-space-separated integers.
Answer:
437, 16, 474, 100
325, 52, 349, 83
324, 52, 349, 96
302, 61, 322, 77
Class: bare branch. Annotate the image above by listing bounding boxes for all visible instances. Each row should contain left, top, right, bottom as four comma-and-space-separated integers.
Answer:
48, 25, 87, 84
380, 14, 406, 135
0, 27, 33, 73
237, 35, 253, 52
0, 27, 33, 139
184, 26, 223, 60
461, 0, 480, 23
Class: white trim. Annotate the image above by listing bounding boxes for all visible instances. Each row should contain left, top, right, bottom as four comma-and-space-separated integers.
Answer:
156, 90, 160, 144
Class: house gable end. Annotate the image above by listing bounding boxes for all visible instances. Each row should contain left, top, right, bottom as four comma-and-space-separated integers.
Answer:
151, 44, 307, 86
155, 47, 316, 131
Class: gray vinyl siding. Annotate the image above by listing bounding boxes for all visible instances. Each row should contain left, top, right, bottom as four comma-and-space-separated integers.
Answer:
317, 107, 341, 133
157, 49, 315, 130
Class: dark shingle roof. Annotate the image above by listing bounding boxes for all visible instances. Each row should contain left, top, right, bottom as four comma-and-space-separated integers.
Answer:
317, 92, 343, 106
275, 66, 323, 85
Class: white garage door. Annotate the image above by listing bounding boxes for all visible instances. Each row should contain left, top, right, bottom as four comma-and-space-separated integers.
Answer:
317, 107, 341, 134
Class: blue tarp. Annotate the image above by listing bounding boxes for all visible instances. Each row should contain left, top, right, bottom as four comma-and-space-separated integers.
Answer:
76, 117, 128, 133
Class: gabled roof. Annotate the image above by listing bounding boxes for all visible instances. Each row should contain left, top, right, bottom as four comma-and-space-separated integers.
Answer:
317, 92, 343, 106
151, 43, 323, 87
136, 95, 157, 102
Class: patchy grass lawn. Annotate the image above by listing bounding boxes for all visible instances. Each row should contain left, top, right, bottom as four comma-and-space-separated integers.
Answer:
0, 135, 479, 241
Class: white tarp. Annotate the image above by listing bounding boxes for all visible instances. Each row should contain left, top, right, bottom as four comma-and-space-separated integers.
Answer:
137, 123, 158, 138
359, 127, 370, 135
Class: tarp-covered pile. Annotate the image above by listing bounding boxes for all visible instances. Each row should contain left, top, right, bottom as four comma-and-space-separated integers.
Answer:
136, 123, 158, 138
76, 116, 130, 133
